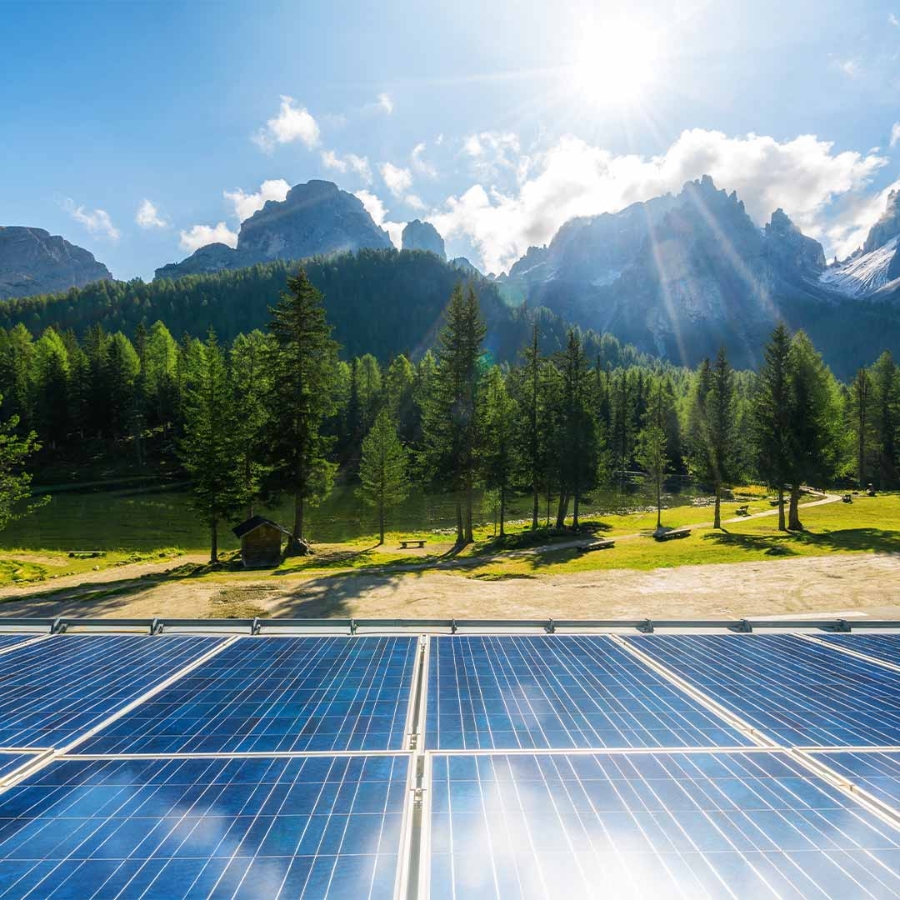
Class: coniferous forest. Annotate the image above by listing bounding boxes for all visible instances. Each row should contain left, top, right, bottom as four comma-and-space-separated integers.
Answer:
1, 263, 899, 561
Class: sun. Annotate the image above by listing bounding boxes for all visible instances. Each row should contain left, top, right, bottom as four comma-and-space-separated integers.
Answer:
570, 19, 660, 107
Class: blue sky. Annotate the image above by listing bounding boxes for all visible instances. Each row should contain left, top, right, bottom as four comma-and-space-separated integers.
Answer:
2, 0, 899, 279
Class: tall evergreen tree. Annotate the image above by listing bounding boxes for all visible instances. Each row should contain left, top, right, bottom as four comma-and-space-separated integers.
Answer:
422, 284, 486, 544
687, 347, 736, 529
515, 324, 544, 530
870, 351, 899, 489
358, 409, 408, 544
230, 331, 269, 519
849, 368, 873, 489
482, 366, 519, 537
753, 324, 794, 531
263, 268, 340, 548
635, 381, 669, 531
179, 331, 246, 563
0, 392, 42, 532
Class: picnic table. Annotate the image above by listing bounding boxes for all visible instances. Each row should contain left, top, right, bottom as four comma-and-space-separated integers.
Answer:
578, 539, 615, 553
400, 539, 427, 549
653, 528, 691, 542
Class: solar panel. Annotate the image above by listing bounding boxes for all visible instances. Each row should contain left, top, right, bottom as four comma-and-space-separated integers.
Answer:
0, 754, 37, 781
426, 636, 752, 750
0, 754, 408, 899
429, 750, 900, 899
0, 636, 35, 654
626, 634, 900, 747
76, 637, 417, 754
0, 635, 224, 749
812, 751, 900, 811
820, 634, 900, 668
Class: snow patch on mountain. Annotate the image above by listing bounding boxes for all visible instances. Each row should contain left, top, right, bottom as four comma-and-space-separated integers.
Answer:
820, 237, 899, 297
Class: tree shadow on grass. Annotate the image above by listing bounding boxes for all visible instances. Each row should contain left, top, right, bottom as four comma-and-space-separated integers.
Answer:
702, 526, 900, 557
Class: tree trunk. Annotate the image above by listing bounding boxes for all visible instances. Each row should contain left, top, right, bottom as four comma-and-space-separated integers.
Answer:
777, 487, 786, 531
572, 490, 580, 530
532, 484, 539, 531
379, 503, 385, 546
499, 484, 506, 538
555, 492, 569, 529
293, 493, 304, 541
788, 484, 802, 531
210, 519, 218, 564
464, 482, 474, 544
713, 484, 721, 530
656, 479, 662, 531
455, 499, 464, 545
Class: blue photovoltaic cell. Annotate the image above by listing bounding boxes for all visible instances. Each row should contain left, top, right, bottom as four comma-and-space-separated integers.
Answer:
0, 754, 408, 900
820, 633, 900, 668
0, 754, 37, 781
77, 636, 417, 754
812, 751, 900, 811
0, 636, 34, 654
0, 635, 224, 748
429, 751, 900, 899
426, 636, 750, 750
626, 634, 900, 747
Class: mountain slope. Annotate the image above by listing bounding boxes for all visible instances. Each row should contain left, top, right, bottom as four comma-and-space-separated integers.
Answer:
0, 227, 111, 300
155, 181, 392, 279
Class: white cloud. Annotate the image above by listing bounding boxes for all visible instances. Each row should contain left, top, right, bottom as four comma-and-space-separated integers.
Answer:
355, 189, 405, 248
891, 123, 900, 149
322, 150, 373, 183
839, 59, 859, 77
63, 199, 119, 241
135, 199, 167, 229
405, 194, 426, 210
889, 12, 899, 26
254, 96, 320, 152
411, 142, 437, 178
823, 178, 900, 260
430, 129, 887, 273
381, 162, 413, 196
377, 92, 393, 114
179, 222, 238, 252
224, 179, 291, 222
461, 131, 524, 182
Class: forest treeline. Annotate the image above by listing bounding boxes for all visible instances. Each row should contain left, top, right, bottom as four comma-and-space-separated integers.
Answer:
0, 266, 899, 560
0, 249, 649, 368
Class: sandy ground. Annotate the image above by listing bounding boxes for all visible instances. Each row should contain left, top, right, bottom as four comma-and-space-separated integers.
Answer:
0, 550, 899, 621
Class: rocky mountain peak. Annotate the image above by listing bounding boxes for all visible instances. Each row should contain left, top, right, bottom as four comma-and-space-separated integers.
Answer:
0, 226, 112, 300
401, 220, 446, 259
863, 189, 900, 254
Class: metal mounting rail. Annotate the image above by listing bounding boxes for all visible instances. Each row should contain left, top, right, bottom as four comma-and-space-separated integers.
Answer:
0, 616, 897, 635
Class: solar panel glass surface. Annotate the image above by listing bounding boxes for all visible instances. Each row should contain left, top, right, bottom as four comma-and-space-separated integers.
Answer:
0, 754, 37, 781
426, 636, 751, 750
0, 636, 35, 654
0, 754, 408, 899
819, 633, 900, 667
626, 634, 900, 747
812, 751, 900, 811
429, 751, 900, 899
0, 635, 224, 748
77, 636, 417, 754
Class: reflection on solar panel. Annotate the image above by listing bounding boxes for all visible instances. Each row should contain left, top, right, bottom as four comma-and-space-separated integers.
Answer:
812, 751, 900, 811
0, 635, 224, 748
426, 636, 751, 750
0, 755, 36, 781
429, 751, 900, 900
0, 754, 407, 900
820, 633, 900, 668
0, 636, 33, 654
627, 634, 900, 747
77, 637, 417, 754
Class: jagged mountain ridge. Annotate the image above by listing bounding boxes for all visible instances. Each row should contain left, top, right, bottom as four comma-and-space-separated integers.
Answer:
500, 175, 900, 368
155, 180, 392, 280
0, 227, 112, 300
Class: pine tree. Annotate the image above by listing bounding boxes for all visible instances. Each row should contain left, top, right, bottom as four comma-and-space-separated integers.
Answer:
687, 347, 736, 529
422, 284, 486, 544
635, 382, 669, 531
785, 332, 843, 529
515, 324, 544, 530
482, 366, 519, 537
230, 331, 269, 519
263, 268, 340, 548
0, 391, 42, 532
179, 331, 246, 563
870, 351, 899, 488
358, 409, 408, 544
849, 368, 873, 490
31, 329, 70, 449
753, 323, 793, 531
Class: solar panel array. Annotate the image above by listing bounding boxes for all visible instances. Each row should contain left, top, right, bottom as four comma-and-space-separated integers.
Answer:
0, 629, 898, 898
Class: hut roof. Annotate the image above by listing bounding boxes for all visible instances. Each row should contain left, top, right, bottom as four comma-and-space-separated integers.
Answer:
231, 515, 293, 539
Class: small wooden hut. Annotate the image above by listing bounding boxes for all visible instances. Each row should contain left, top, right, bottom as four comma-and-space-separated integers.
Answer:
231, 515, 292, 568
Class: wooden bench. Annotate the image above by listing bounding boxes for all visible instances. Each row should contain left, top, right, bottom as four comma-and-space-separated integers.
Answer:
578, 539, 615, 553
653, 528, 691, 542
735, 505, 750, 516
400, 539, 427, 549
